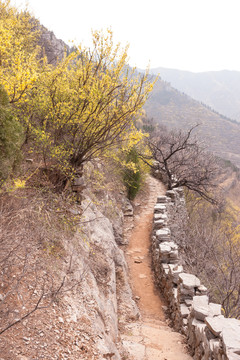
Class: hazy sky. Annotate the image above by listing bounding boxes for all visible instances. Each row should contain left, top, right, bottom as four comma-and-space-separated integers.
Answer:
13, 0, 240, 72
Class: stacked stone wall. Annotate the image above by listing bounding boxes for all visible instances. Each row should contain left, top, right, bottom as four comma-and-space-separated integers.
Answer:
151, 189, 240, 360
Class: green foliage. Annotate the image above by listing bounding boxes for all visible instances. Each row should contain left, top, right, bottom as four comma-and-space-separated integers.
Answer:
0, 85, 23, 184
123, 147, 142, 200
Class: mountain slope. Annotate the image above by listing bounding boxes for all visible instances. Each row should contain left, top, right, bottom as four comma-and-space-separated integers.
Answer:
149, 67, 240, 122
144, 78, 240, 167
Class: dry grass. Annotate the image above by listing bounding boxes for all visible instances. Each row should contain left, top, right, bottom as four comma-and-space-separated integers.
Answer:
0, 155, 130, 358
0, 184, 83, 337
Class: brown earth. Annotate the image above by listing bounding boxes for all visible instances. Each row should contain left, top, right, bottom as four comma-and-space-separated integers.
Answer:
121, 176, 192, 359
0, 174, 192, 360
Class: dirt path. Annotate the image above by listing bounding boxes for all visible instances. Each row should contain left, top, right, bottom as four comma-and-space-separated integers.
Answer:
121, 176, 192, 360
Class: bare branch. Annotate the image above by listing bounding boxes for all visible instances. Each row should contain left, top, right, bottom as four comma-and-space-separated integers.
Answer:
145, 125, 220, 203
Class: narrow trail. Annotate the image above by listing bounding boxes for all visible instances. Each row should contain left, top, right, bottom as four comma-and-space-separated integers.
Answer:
121, 176, 192, 360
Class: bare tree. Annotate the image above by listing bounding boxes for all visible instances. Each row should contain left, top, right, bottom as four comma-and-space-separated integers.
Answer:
169, 195, 240, 319
144, 125, 220, 203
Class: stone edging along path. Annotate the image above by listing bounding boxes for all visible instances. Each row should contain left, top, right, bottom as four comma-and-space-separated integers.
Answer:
121, 176, 192, 360
151, 187, 240, 360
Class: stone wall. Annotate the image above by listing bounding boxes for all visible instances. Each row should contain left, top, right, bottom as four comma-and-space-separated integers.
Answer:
151, 189, 240, 360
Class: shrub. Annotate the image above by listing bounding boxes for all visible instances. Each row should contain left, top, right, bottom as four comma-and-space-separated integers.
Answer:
123, 147, 142, 200
0, 85, 23, 184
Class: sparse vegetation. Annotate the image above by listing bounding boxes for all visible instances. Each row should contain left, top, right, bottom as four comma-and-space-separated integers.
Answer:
123, 147, 142, 200
143, 125, 220, 203
1, 1, 240, 357
0, 2, 155, 345
0, 84, 23, 183
144, 78, 240, 168
173, 193, 240, 318
0, 186, 85, 336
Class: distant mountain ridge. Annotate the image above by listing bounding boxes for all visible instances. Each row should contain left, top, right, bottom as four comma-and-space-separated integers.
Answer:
39, 25, 70, 64
35, 28, 240, 169
143, 77, 240, 168
148, 67, 240, 122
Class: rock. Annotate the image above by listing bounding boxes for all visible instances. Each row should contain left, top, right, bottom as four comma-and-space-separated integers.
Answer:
162, 263, 169, 270
134, 259, 142, 264
163, 266, 170, 275
192, 295, 209, 321
173, 287, 178, 299
168, 264, 183, 284
169, 250, 178, 259
153, 219, 166, 229
180, 303, 190, 318
157, 196, 168, 203
197, 284, 208, 295
179, 273, 201, 289
159, 243, 171, 254
158, 240, 179, 265
124, 201, 133, 217
225, 349, 240, 360
209, 303, 222, 317
190, 318, 207, 346
205, 316, 226, 337
165, 190, 176, 201
209, 338, 221, 352
179, 284, 195, 298
156, 228, 171, 241
185, 299, 193, 307
23, 337, 30, 342
39, 25, 68, 64
154, 204, 167, 214
154, 213, 168, 221
221, 319, 240, 358
112, 212, 124, 245
167, 241, 178, 250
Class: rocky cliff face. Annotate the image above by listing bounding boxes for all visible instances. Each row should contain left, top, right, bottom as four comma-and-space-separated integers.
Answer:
0, 161, 138, 359
60, 195, 138, 359
39, 25, 70, 64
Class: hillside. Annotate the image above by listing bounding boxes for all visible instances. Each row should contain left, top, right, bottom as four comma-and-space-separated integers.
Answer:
1, 2, 240, 358
148, 67, 240, 122
144, 78, 240, 168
